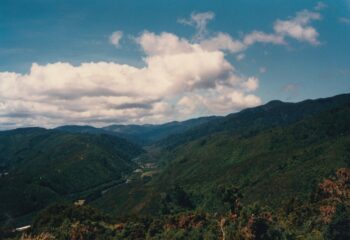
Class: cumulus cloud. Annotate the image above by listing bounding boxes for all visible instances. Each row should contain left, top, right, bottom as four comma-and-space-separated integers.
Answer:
137, 31, 194, 56
273, 10, 321, 45
243, 31, 285, 46
0, 6, 324, 128
0, 31, 261, 128
200, 32, 246, 53
178, 89, 260, 116
241, 77, 259, 92
109, 31, 123, 47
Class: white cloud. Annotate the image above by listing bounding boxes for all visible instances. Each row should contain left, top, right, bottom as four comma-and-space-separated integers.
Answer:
0, 6, 324, 128
178, 89, 260, 116
200, 32, 246, 53
0, 31, 261, 128
274, 10, 321, 45
109, 31, 123, 47
178, 11, 215, 40
243, 31, 285, 46
137, 31, 194, 56
185, 8, 322, 58
241, 77, 259, 91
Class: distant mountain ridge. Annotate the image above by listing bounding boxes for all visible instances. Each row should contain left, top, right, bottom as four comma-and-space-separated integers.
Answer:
159, 93, 350, 149
55, 93, 350, 148
56, 116, 219, 145
1, 92, 350, 231
30, 93, 350, 148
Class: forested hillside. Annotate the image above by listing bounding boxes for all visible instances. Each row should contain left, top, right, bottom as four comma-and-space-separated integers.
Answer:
92, 95, 350, 216
160, 94, 350, 149
0, 129, 143, 226
1, 93, 350, 239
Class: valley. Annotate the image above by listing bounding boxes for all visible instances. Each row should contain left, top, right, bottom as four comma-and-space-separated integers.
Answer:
2, 1, 349, 238
1, 93, 350, 239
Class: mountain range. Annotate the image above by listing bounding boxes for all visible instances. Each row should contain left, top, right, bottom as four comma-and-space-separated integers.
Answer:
1, 93, 350, 239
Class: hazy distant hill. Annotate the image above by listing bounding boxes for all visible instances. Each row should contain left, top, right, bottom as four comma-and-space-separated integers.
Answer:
55, 125, 111, 135
102, 116, 219, 145
56, 116, 218, 146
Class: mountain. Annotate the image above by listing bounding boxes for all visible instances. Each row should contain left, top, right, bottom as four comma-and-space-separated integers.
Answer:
0, 128, 143, 226
159, 93, 350, 149
92, 93, 350, 216
156, 104, 350, 206
102, 116, 219, 145
56, 116, 218, 146
2, 93, 350, 239
55, 125, 111, 135
56, 93, 350, 149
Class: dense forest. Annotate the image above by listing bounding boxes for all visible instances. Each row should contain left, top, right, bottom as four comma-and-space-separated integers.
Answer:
2, 167, 349, 239
1, 93, 350, 239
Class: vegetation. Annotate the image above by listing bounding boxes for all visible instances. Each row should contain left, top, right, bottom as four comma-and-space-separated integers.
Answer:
1, 93, 350, 239
2, 167, 349, 239
94, 99, 350, 217
102, 116, 218, 145
0, 129, 143, 227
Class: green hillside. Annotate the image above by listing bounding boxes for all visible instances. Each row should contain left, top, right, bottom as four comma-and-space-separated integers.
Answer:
93, 94, 350, 217
160, 93, 350, 149
4, 167, 349, 239
155, 105, 350, 208
1, 93, 350, 239
0, 129, 143, 226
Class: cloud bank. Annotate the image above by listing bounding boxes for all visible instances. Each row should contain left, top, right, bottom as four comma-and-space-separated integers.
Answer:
0, 33, 260, 128
0, 6, 323, 128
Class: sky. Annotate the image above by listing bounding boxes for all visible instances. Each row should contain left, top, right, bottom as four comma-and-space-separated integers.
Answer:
0, 0, 350, 128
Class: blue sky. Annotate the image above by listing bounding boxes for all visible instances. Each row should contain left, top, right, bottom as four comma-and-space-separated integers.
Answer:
0, 0, 349, 127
